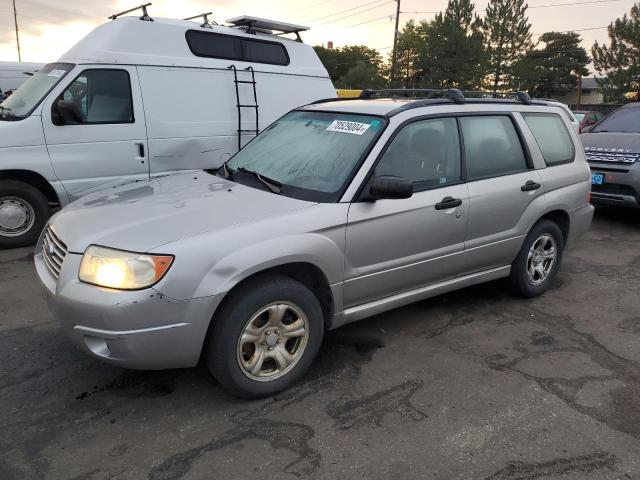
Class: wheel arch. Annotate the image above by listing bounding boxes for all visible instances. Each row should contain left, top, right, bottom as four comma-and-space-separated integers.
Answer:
0, 169, 61, 206
536, 209, 570, 244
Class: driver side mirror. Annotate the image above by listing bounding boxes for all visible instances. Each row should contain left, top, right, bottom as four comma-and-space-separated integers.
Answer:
364, 175, 413, 201
52, 99, 84, 125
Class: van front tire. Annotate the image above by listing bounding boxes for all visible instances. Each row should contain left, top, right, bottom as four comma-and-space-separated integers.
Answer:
0, 180, 50, 249
509, 220, 564, 298
206, 274, 324, 399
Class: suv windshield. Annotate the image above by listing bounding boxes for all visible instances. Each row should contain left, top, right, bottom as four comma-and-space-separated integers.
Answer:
225, 110, 386, 202
0, 63, 74, 120
591, 106, 640, 133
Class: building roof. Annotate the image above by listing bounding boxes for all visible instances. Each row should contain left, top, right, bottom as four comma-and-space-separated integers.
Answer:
581, 77, 602, 89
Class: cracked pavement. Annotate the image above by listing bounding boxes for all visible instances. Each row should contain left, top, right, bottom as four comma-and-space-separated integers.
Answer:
1, 207, 639, 479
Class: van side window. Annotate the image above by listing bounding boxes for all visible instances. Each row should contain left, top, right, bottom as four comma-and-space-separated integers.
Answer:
185, 30, 289, 66
523, 113, 575, 166
59, 69, 133, 124
376, 117, 461, 191
460, 116, 528, 180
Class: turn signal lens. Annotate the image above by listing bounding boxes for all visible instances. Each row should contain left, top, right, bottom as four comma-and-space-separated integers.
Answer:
79, 245, 173, 290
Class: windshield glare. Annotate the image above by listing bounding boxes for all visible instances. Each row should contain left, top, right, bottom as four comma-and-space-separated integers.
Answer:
591, 107, 640, 133
0, 63, 74, 119
226, 111, 385, 201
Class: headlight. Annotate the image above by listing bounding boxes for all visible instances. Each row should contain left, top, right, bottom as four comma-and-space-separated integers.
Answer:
79, 245, 173, 290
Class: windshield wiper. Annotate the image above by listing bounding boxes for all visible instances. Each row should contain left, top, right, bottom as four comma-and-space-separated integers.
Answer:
237, 167, 282, 194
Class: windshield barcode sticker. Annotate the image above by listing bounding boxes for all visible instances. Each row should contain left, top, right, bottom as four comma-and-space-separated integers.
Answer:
326, 120, 371, 135
47, 69, 66, 78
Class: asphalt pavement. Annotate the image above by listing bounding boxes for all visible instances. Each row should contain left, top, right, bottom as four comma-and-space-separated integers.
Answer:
1, 207, 639, 480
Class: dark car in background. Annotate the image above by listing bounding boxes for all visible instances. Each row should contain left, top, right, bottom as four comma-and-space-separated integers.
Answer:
580, 103, 640, 208
574, 110, 606, 133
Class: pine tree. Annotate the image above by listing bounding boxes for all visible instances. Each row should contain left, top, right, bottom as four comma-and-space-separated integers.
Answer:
512, 32, 589, 97
483, 0, 533, 91
592, 3, 640, 102
391, 20, 426, 87
419, 0, 486, 89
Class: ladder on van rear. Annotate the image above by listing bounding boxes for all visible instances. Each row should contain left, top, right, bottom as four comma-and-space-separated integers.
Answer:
229, 65, 259, 150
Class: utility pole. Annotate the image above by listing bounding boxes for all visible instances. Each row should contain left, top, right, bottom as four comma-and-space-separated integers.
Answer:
390, 0, 401, 83
13, 0, 22, 61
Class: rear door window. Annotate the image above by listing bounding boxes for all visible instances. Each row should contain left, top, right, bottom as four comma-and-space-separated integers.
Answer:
460, 116, 528, 180
523, 113, 575, 166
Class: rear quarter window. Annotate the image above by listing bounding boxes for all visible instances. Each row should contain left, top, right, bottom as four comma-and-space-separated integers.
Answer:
523, 113, 575, 166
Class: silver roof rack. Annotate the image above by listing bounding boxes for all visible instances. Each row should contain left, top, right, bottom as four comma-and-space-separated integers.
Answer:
109, 3, 153, 21
184, 12, 217, 28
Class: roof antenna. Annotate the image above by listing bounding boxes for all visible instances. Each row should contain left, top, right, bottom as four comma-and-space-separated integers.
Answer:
109, 3, 153, 22
184, 12, 218, 28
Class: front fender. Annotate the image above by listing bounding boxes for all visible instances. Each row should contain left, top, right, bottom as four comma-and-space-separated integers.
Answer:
194, 232, 345, 298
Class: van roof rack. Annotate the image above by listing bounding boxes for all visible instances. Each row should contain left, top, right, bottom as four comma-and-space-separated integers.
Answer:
184, 12, 217, 28
109, 3, 153, 21
226, 16, 309, 42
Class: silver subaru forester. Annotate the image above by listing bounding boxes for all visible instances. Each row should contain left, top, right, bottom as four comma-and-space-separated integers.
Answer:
35, 91, 594, 398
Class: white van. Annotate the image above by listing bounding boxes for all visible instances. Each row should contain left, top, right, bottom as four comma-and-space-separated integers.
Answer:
0, 12, 335, 247
0, 62, 44, 98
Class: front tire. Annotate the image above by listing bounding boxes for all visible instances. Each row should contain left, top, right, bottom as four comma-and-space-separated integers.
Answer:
509, 220, 564, 298
0, 180, 50, 249
206, 274, 324, 399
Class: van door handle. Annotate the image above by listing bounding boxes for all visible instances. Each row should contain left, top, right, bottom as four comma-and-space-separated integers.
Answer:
137, 143, 145, 158
435, 196, 463, 210
521, 180, 541, 192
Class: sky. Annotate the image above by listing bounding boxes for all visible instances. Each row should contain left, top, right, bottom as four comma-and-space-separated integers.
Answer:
0, 0, 637, 72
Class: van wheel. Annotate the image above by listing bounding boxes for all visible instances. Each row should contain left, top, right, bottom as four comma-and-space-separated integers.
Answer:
0, 180, 50, 249
206, 274, 324, 399
509, 220, 564, 298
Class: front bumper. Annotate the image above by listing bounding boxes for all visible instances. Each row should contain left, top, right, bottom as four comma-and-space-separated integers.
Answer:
588, 161, 640, 208
35, 249, 223, 370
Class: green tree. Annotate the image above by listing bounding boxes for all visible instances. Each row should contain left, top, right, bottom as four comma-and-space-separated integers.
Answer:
482, 0, 533, 91
313, 45, 384, 85
592, 3, 640, 102
513, 32, 589, 97
336, 62, 386, 89
419, 0, 486, 89
391, 19, 426, 87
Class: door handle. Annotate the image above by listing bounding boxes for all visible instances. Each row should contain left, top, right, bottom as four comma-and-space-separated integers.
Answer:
137, 143, 145, 158
435, 196, 463, 210
521, 180, 541, 192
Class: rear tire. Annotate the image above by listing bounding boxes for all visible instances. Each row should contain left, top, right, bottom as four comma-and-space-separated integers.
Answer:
0, 180, 50, 249
206, 274, 324, 399
509, 220, 564, 298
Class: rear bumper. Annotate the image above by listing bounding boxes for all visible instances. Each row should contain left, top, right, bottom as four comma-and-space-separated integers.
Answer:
567, 203, 594, 247
35, 250, 223, 370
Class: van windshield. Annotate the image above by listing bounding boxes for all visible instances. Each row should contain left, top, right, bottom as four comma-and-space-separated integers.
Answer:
0, 63, 74, 120
225, 110, 386, 202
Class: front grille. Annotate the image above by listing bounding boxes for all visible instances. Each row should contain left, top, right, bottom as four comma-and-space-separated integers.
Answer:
42, 227, 67, 279
586, 152, 639, 164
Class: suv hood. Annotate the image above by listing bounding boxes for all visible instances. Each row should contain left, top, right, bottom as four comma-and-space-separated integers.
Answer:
50, 172, 316, 253
580, 132, 640, 154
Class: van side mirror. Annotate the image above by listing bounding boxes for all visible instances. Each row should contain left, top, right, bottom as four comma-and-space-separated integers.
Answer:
365, 175, 413, 201
52, 99, 84, 125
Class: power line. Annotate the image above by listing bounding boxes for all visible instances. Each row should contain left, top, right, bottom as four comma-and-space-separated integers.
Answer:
306, 0, 391, 23
292, 0, 340, 13
402, 0, 631, 15
311, 0, 394, 26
